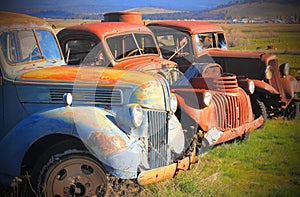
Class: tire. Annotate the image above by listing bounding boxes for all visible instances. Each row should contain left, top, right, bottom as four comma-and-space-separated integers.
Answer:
251, 99, 267, 129
30, 141, 107, 197
284, 101, 299, 120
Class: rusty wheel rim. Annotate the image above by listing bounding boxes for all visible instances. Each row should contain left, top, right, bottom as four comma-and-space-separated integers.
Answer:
44, 158, 107, 197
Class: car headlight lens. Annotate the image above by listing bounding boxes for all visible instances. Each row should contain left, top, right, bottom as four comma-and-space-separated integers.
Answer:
248, 80, 255, 94
279, 63, 289, 77
264, 65, 273, 80
116, 104, 144, 131
170, 93, 178, 113
130, 104, 144, 128
203, 92, 212, 106
63, 93, 72, 106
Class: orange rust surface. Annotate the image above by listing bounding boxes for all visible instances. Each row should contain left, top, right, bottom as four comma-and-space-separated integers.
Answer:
61, 22, 151, 41
19, 66, 157, 85
0, 11, 48, 30
214, 115, 264, 145
104, 12, 142, 24
137, 163, 177, 185
87, 131, 126, 155
137, 149, 196, 185
207, 49, 262, 59
148, 21, 224, 35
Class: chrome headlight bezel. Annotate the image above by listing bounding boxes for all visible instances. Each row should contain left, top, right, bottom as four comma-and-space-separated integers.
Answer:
203, 92, 212, 106
116, 104, 144, 132
264, 65, 273, 80
63, 93, 73, 106
279, 62, 289, 77
170, 93, 178, 113
248, 80, 255, 94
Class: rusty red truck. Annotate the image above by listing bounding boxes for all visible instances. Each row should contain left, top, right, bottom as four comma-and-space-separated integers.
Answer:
57, 12, 263, 151
147, 20, 300, 120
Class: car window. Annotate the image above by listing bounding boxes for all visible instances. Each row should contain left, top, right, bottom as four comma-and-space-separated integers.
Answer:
64, 39, 97, 65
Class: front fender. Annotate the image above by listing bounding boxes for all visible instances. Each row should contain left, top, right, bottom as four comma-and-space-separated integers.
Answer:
0, 106, 134, 183
253, 79, 280, 95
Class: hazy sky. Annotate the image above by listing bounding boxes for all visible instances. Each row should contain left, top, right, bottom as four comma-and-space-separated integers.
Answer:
0, 0, 232, 12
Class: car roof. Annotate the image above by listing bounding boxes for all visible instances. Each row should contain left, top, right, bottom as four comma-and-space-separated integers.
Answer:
0, 11, 49, 32
147, 20, 224, 35
58, 22, 153, 40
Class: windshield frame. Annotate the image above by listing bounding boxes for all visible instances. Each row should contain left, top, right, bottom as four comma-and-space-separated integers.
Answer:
104, 32, 160, 62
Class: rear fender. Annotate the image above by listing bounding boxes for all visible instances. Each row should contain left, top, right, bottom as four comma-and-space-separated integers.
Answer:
0, 106, 134, 184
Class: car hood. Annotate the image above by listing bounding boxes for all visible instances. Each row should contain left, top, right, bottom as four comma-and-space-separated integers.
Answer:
113, 56, 177, 72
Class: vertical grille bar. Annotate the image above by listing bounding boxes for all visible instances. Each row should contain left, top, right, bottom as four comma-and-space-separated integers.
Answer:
212, 91, 250, 130
148, 111, 168, 169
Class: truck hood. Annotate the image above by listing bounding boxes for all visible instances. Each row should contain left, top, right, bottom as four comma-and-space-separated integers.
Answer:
113, 56, 177, 72
16, 65, 168, 110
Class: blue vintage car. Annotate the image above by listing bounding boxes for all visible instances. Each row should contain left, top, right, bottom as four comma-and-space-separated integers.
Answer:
0, 12, 193, 196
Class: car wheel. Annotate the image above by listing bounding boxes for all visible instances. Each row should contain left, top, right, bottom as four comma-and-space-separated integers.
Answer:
38, 150, 107, 197
251, 99, 267, 129
284, 101, 299, 120
30, 141, 107, 197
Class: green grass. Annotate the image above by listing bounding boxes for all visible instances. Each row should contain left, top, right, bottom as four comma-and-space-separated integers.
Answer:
140, 117, 300, 196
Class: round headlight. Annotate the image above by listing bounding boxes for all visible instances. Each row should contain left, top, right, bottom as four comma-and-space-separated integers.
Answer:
170, 93, 178, 113
63, 93, 72, 106
130, 104, 144, 128
248, 80, 255, 94
203, 92, 212, 106
264, 65, 273, 80
283, 63, 290, 76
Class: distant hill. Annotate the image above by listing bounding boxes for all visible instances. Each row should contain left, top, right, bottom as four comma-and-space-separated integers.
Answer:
124, 7, 183, 14
211, 1, 300, 19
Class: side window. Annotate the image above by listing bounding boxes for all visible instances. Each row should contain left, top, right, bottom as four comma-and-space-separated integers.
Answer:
0, 32, 19, 64
65, 39, 97, 65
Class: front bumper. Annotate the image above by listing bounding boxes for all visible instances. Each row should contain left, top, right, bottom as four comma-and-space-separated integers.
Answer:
137, 145, 197, 185
211, 115, 264, 145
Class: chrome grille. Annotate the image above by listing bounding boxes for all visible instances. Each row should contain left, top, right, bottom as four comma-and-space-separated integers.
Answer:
148, 110, 168, 169
212, 89, 250, 130
50, 88, 122, 104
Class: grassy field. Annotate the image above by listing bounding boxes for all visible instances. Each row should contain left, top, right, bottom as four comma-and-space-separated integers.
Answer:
140, 117, 300, 197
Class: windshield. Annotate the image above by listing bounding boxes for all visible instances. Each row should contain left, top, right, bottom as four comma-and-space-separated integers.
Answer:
194, 32, 227, 53
0, 29, 62, 66
106, 33, 159, 60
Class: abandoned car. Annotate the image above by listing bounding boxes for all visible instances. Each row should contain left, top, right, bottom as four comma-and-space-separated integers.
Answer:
57, 16, 263, 150
147, 20, 300, 120
0, 12, 197, 196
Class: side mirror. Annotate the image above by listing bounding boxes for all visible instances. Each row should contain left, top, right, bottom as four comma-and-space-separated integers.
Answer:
279, 62, 289, 77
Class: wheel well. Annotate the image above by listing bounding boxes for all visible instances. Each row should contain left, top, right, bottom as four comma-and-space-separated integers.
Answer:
21, 134, 87, 175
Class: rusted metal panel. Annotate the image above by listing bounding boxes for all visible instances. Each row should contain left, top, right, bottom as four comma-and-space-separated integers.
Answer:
148, 21, 224, 35
104, 12, 142, 24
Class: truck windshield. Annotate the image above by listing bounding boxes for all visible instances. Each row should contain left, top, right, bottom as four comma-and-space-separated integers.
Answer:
0, 29, 62, 66
106, 33, 159, 60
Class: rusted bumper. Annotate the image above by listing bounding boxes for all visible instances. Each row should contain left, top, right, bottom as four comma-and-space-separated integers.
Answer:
137, 147, 197, 185
213, 115, 264, 145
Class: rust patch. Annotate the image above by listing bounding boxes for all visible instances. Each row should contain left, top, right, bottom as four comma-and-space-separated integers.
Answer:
87, 131, 126, 155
